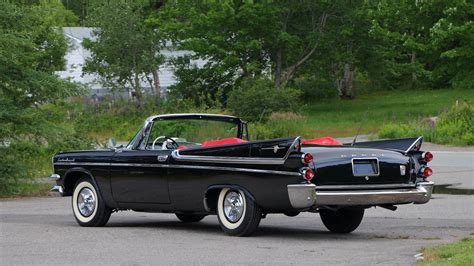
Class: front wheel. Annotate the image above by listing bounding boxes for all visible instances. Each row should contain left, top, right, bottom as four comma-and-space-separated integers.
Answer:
72, 177, 112, 227
319, 207, 364, 233
217, 188, 262, 236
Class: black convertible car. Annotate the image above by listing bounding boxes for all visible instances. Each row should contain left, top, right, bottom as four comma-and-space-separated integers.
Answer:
51, 113, 434, 236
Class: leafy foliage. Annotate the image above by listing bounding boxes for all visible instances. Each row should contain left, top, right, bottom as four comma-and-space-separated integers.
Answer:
430, 0, 474, 89
0, 1, 87, 194
379, 101, 473, 146
83, 1, 165, 106
227, 77, 300, 122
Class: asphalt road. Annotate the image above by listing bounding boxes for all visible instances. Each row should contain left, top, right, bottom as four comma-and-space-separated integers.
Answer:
1, 150, 473, 265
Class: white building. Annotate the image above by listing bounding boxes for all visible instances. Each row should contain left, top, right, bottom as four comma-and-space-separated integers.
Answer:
56, 27, 204, 98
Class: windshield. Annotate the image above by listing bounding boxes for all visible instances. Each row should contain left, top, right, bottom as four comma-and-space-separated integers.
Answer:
139, 119, 240, 150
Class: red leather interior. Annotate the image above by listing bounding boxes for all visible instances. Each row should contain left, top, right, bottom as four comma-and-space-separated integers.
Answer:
201, 137, 247, 147
302, 137, 342, 146
177, 145, 188, 150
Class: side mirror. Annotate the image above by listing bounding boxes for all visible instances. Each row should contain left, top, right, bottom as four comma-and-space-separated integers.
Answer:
106, 138, 117, 149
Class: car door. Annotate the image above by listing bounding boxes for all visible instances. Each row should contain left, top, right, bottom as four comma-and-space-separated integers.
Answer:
110, 149, 171, 204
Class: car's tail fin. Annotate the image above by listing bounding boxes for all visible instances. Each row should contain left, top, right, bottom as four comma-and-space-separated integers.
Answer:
348, 136, 423, 154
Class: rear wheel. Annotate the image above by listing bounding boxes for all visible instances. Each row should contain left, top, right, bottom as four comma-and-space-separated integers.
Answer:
72, 177, 112, 227
320, 207, 364, 233
175, 213, 206, 223
217, 188, 261, 236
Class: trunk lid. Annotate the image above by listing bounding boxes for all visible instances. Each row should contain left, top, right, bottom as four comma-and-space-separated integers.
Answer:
302, 146, 414, 186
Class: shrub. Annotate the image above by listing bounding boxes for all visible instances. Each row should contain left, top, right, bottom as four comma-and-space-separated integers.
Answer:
378, 101, 473, 146
293, 75, 337, 100
227, 77, 301, 122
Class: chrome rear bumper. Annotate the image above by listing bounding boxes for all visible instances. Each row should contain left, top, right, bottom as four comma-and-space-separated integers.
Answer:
287, 181, 434, 209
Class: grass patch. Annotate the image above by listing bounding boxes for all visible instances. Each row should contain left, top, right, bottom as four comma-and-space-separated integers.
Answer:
253, 89, 473, 139
0, 182, 52, 198
50, 89, 472, 142
417, 238, 474, 266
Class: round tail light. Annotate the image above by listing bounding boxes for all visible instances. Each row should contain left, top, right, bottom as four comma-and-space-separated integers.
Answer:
301, 153, 314, 164
422, 151, 433, 163
302, 168, 315, 181
422, 167, 433, 177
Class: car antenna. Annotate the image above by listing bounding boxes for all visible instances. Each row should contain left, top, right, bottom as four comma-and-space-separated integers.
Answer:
351, 124, 363, 146
351, 108, 369, 146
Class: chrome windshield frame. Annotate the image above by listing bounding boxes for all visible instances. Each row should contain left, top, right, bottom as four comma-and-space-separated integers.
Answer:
126, 113, 245, 150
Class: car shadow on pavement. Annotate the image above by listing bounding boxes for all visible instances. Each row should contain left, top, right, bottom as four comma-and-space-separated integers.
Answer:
104, 219, 364, 240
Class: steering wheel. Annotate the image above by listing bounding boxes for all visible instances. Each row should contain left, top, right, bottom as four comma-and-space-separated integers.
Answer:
151, 136, 179, 150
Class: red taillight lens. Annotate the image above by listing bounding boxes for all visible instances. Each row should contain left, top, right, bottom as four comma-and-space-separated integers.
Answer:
302, 153, 314, 164
303, 168, 315, 181
422, 151, 433, 163
422, 167, 433, 177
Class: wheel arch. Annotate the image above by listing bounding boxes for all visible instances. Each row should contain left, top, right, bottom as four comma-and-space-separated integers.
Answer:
204, 184, 257, 213
63, 168, 101, 197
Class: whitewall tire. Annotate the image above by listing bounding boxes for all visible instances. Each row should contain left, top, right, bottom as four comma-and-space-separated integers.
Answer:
72, 177, 111, 227
217, 188, 262, 236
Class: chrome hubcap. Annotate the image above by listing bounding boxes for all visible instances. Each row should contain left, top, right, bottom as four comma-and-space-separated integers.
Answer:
77, 188, 96, 217
223, 191, 244, 223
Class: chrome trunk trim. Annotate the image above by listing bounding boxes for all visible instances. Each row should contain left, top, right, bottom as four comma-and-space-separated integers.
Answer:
315, 183, 416, 190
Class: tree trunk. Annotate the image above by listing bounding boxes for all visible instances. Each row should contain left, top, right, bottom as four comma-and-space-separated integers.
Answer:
411, 52, 417, 82
336, 63, 353, 99
274, 49, 283, 88
152, 70, 161, 107
133, 73, 143, 109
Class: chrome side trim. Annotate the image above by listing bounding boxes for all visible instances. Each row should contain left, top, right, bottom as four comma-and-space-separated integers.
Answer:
53, 162, 301, 176
287, 184, 317, 209
315, 183, 416, 190
171, 137, 301, 165
50, 185, 64, 194
171, 152, 284, 165
404, 136, 423, 154
54, 162, 107, 166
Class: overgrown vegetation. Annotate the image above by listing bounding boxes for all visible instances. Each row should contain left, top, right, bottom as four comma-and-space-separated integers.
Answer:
379, 101, 473, 146
417, 238, 474, 266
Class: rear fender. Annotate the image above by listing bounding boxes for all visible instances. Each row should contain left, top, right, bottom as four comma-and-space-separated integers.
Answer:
204, 184, 257, 213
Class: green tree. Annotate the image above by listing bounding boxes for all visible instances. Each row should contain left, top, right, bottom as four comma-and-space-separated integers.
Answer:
296, 1, 375, 98
83, 1, 165, 107
368, 0, 447, 88
150, 0, 337, 105
0, 1, 84, 194
431, 0, 474, 89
